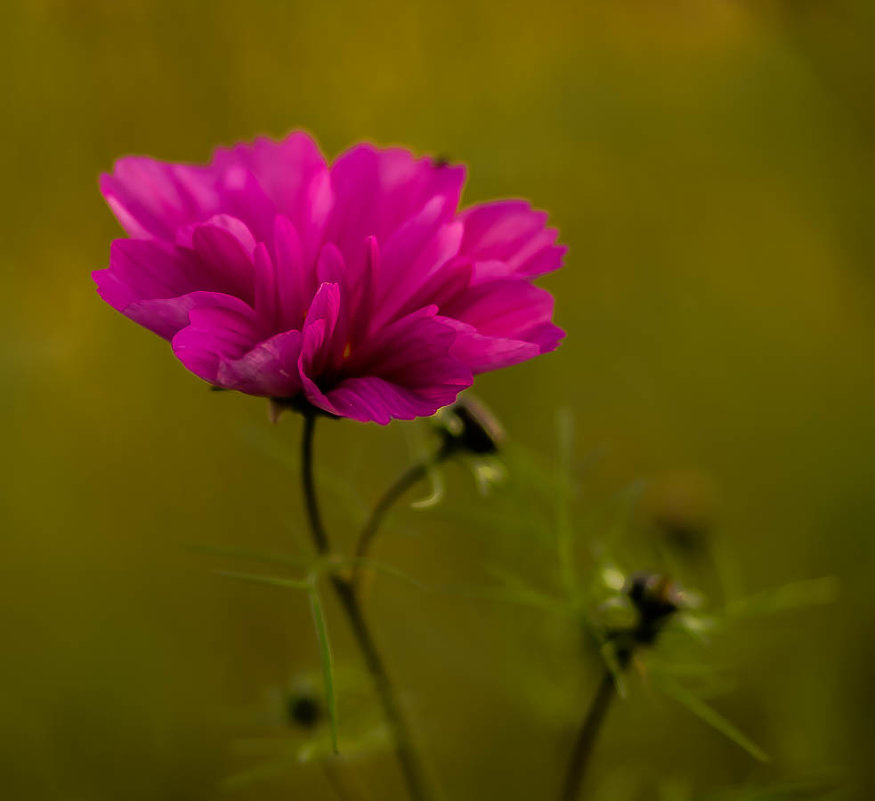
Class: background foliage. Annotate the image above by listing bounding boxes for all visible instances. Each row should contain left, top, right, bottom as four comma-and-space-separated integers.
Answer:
2, 1, 874, 798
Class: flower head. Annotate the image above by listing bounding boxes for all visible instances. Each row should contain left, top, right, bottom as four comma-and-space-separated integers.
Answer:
94, 132, 565, 423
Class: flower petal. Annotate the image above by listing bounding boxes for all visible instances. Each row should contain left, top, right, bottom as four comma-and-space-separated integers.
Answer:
325, 145, 465, 275
373, 207, 464, 328
459, 200, 566, 279
214, 132, 332, 263
100, 157, 220, 240
442, 278, 558, 344
438, 317, 540, 374
94, 239, 203, 317
189, 217, 257, 305
171, 296, 259, 384
321, 376, 454, 424
217, 329, 303, 397
271, 214, 313, 330
297, 283, 344, 409
121, 291, 245, 341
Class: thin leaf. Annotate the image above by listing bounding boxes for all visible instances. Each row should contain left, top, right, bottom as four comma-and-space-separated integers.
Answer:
215, 570, 311, 591
658, 674, 769, 763
308, 588, 338, 754
337, 558, 429, 590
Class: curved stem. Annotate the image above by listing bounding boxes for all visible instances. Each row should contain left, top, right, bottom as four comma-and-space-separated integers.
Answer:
352, 440, 454, 588
299, 412, 435, 801
559, 652, 630, 801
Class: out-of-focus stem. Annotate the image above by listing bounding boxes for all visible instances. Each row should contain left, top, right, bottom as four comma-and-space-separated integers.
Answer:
301, 412, 330, 556
299, 412, 436, 801
559, 656, 628, 801
351, 440, 454, 589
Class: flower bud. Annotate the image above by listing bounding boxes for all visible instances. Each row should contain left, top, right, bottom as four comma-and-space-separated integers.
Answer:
626, 572, 683, 646
436, 395, 505, 455
286, 693, 321, 729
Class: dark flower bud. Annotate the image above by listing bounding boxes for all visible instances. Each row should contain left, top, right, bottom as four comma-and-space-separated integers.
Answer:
626, 572, 683, 646
436, 395, 505, 456
286, 694, 321, 729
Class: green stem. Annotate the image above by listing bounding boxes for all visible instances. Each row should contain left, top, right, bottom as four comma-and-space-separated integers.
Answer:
559, 652, 630, 801
351, 440, 454, 589
301, 412, 329, 555
299, 412, 436, 801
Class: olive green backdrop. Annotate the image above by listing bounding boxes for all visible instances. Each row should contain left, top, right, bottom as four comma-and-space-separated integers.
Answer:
2, 1, 874, 799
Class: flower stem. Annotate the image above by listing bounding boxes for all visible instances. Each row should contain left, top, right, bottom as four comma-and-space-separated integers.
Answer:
559, 654, 629, 801
301, 412, 330, 555
351, 440, 454, 589
299, 412, 436, 801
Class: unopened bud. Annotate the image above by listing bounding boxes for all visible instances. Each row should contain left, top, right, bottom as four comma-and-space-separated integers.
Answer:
436, 395, 505, 455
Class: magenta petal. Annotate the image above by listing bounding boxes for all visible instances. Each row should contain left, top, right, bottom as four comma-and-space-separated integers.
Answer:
101, 157, 219, 240
438, 317, 539, 373
316, 243, 346, 285
349, 309, 471, 403
94, 239, 202, 313
171, 296, 259, 384
374, 206, 464, 327
442, 278, 556, 342
217, 329, 303, 396
271, 214, 311, 329
214, 133, 332, 262
460, 200, 565, 279
326, 144, 465, 273
253, 243, 280, 335
298, 283, 343, 403
121, 290, 246, 341
322, 377, 453, 424
189, 217, 256, 305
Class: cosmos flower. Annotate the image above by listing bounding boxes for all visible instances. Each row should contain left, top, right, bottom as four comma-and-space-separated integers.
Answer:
94, 132, 565, 423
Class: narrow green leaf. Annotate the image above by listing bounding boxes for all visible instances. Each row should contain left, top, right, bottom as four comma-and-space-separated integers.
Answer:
308, 588, 338, 754
337, 558, 429, 590
658, 675, 770, 763
215, 570, 311, 591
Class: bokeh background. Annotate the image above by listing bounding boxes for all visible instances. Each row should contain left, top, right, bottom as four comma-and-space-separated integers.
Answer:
2, 0, 874, 798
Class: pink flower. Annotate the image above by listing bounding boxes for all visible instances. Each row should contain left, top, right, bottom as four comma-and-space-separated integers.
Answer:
94, 133, 565, 424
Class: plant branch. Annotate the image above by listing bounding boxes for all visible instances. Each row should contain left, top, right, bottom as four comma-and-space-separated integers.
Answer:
351, 440, 454, 589
299, 412, 436, 801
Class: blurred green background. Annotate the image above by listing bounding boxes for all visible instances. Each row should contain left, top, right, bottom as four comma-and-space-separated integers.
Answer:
2, 0, 875, 798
